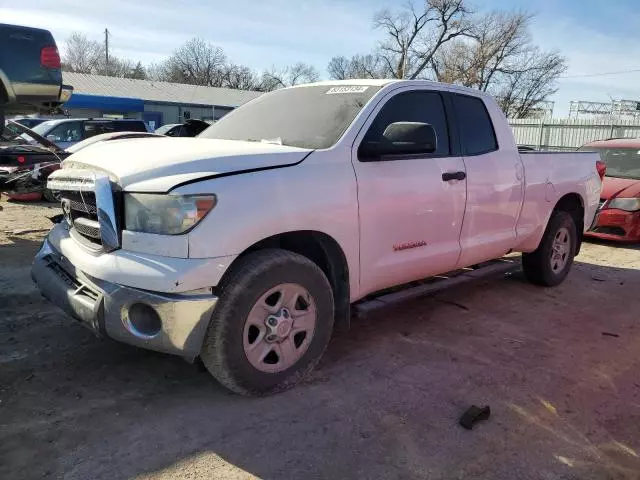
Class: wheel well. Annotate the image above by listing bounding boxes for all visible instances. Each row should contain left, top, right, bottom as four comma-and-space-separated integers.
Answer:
553, 193, 584, 254
236, 231, 351, 332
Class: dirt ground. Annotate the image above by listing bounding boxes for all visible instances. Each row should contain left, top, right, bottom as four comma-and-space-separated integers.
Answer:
1, 198, 640, 480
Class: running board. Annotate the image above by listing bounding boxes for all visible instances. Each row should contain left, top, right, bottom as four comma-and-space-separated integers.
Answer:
353, 257, 521, 318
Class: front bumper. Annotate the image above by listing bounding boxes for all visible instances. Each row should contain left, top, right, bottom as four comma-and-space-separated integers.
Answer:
585, 208, 640, 243
31, 238, 218, 360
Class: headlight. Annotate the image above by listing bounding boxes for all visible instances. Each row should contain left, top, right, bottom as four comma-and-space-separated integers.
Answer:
607, 197, 640, 212
124, 193, 216, 235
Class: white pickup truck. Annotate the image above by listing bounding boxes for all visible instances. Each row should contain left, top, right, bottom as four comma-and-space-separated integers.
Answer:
33, 80, 604, 395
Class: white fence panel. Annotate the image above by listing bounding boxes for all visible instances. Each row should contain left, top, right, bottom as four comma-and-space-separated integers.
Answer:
508, 118, 640, 151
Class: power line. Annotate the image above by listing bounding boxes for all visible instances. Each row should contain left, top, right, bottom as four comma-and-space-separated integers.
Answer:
560, 68, 640, 79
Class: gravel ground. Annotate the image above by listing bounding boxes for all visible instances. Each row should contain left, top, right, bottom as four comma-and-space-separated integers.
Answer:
1, 198, 640, 480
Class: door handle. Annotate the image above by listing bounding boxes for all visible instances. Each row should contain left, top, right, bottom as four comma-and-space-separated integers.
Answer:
442, 171, 466, 182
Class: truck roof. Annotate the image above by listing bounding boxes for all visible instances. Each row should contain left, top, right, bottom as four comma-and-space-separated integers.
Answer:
289, 79, 495, 100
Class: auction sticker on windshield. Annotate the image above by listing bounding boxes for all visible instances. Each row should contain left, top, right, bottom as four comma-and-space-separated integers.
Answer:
326, 86, 369, 94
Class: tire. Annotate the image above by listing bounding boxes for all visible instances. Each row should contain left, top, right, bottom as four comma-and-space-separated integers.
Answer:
43, 189, 58, 203
522, 210, 577, 287
200, 249, 334, 395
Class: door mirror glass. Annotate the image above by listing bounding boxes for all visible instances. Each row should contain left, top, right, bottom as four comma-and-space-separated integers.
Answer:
360, 122, 437, 160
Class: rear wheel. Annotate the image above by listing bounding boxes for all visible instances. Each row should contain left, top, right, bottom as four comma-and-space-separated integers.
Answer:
200, 249, 334, 395
522, 210, 576, 286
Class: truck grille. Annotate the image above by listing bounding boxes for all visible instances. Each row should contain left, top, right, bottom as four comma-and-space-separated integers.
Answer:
61, 191, 103, 246
48, 170, 121, 252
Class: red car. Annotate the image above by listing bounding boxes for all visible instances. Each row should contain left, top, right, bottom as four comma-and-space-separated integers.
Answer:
579, 138, 640, 242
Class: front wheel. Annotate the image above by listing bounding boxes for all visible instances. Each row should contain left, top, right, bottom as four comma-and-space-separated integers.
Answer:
522, 210, 577, 287
200, 249, 334, 395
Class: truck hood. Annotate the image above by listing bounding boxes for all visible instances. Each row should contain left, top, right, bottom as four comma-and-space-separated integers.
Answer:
61, 137, 312, 191
601, 176, 640, 200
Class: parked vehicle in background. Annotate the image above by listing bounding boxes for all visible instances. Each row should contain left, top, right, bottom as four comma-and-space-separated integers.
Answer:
153, 123, 180, 136
0, 23, 72, 133
0, 120, 69, 201
12, 117, 47, 129
154, 119, 211, 137
1, 121, 159, 201
29, 118, 149, 149
34, 80, 603, 395
580, 138, 640, 242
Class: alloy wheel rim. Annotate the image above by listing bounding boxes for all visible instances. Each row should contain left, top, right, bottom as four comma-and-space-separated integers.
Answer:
242, 283, 317, 373
550, 227, 571, 273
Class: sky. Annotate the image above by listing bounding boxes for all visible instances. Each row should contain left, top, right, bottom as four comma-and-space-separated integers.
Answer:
2, 0, 640, 117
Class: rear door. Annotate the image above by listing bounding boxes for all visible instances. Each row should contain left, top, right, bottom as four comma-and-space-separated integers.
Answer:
352, 88, 467, 296
451, 93, 524, 268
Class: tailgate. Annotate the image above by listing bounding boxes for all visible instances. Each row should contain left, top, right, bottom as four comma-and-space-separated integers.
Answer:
0, 24, 62, 97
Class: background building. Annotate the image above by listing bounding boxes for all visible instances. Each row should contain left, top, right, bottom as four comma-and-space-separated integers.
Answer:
61, 72, 261, 129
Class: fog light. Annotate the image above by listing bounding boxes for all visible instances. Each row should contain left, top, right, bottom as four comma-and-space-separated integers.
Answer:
125, 303, 161, 338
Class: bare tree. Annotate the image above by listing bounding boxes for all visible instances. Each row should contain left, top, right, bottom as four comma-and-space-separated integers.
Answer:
431, 12, 530, 88
430, 11, 567, 117
327, 56, 351, 80
130, 61, 147, 80
61, 32, 105, 73
327, 1, 472, 80
495, 48, 566, 118
259, 63, 320, 91
97, 56, 136, 78
157, 38, 228, 86
370, 0, 473, 79
223, 64, 261, 90
62, 32, 150, 80
328, 54, 387, 79
330, 6, 566, 118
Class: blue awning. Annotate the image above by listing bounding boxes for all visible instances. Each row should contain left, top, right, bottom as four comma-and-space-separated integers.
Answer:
64, 93, 145, 112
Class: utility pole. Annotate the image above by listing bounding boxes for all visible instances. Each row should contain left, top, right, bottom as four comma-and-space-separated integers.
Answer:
104, 28, 110, 75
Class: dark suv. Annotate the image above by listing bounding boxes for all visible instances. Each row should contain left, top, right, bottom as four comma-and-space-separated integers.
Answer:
0, 23, 72, 132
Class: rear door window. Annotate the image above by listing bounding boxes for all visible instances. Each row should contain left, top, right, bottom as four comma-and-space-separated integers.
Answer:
452, 94, 498, 156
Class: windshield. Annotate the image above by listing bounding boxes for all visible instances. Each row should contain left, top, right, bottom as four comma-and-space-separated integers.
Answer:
578, 146, 640, 179
31, 120, 60, 136
200, 85, 382, 149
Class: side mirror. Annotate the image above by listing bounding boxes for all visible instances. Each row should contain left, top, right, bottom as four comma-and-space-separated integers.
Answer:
359, 122, 437, 160
46, 134, 58, 141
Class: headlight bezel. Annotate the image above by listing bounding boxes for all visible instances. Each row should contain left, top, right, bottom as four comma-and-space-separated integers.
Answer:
606, 197, 640, 212
124, 193, 217, 236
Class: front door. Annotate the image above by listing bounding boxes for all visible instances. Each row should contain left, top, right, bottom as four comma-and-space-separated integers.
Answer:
351, 89, 467, 297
